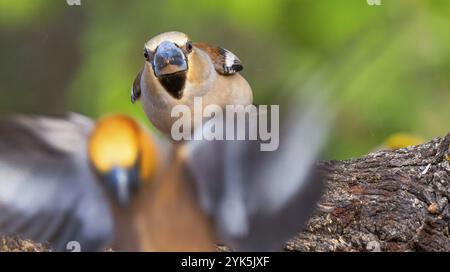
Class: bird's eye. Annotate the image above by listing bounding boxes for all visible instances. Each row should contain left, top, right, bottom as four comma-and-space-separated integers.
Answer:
143, 49, 150, 60
186, 41, 193, 53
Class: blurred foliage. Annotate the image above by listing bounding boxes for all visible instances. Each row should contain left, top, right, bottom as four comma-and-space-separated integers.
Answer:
0, 0, 449, 159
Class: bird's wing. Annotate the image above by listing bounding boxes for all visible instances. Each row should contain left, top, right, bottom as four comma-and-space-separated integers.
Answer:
185, 102, 329, 251
193, 43, 243, 75
131, 69, 143, 103
0, 113, 114, 251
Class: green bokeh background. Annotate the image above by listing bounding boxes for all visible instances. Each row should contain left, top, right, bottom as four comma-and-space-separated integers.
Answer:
1, 0, 449, 159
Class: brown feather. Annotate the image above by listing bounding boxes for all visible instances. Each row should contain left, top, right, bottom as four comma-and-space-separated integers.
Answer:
193, 43, 243, 75
124, 147, 216, 251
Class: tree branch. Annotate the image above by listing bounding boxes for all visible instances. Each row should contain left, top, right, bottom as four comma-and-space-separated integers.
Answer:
286, 133, 450, 252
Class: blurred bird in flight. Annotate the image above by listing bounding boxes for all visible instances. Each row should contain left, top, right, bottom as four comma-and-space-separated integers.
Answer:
0, 109, 327, 252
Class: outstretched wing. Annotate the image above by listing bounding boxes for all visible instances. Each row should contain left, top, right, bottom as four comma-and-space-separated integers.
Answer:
193, 43, 243, 75
185, 101, 329, 251
0, 113, 113, 251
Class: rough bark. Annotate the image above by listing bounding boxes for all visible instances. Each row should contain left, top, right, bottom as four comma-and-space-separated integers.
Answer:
285, 133, 450, 252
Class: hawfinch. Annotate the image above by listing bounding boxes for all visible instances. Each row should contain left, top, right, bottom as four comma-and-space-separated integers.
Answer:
0, 113, 214, 251
0, 107, 326, 252
131, 31, 253, 136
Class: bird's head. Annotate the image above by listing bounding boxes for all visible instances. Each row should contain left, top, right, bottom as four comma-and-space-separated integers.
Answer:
88, 115, 159, 207
143, 31, 194, 99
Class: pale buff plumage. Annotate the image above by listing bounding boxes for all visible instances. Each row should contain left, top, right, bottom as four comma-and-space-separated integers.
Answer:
133, 31, 253, 135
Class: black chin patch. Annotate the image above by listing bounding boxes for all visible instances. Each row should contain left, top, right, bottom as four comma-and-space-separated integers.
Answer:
158, 72, 186, 100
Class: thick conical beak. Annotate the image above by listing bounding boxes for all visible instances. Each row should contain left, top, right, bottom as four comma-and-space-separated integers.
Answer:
152, 41, 188, 77
104, 167, 138, 207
